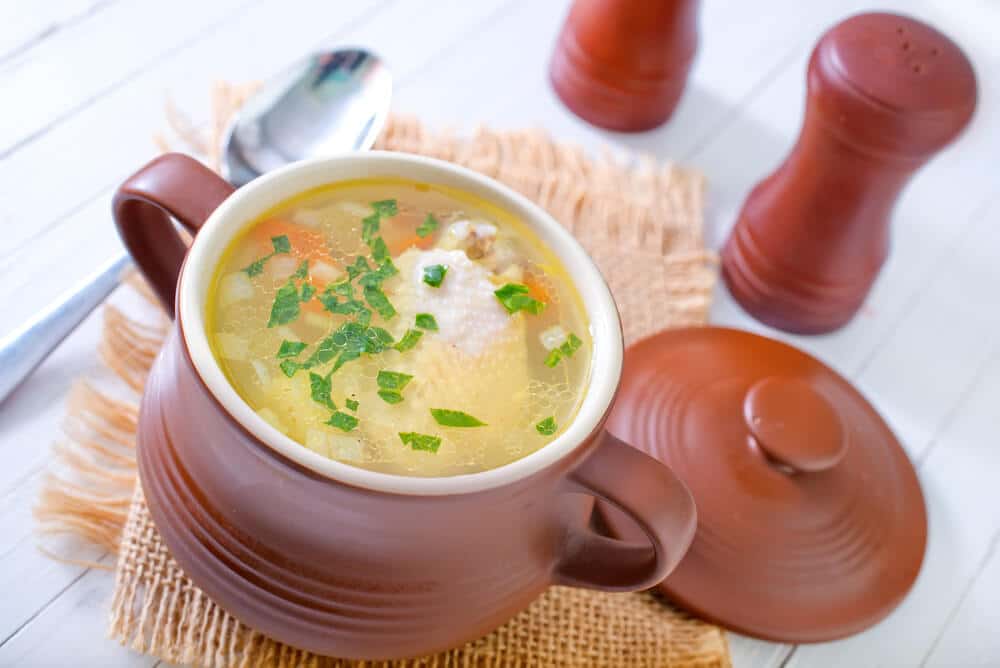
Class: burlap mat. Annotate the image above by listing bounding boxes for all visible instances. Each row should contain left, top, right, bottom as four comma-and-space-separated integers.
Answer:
35, 87, 723, 667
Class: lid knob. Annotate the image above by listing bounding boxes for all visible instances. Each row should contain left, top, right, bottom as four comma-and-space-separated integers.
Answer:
743, 377, 847, 473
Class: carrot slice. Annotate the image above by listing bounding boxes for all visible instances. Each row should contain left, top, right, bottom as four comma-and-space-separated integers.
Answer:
388, 233, 435, 256
524, 274, 551, 304
250, 218, 328, 262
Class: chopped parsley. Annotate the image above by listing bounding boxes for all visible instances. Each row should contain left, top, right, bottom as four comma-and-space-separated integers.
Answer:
277, 340, 307, 358
243, 235, 291, 276
394, 328, 423, 352
327, 411, 359, 432
422, 264, 448, 288
494, 283, 545, 315
399, 431, 442, 453
560, 333, 583, 357
346, 256, 372, 281
416, 213, 439, 238
536, 417, 558, 435
544, 331, 583, 368
371, 199, 398, 217
292, 259, 309, 280
361, 214, 381, 244
430, 408, 487, 427
345, 398, 359, 411
377, 370, 413, 391
268, 279, 303, 327
370, 236, 389, 263
308, 372, 336, 410
378, 390, 404, 404
271, 235, 291, 254
364, 284, 397, 319
415, 313, 438, 331
377, 370, 412, 404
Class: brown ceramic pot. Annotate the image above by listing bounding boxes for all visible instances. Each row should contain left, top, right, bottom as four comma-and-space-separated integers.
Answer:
722, 12, 977, 334
550, 0, 700, 131
112, 152, 698, 660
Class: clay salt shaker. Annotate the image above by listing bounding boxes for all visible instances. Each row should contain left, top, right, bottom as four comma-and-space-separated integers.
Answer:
722, 13, 977, 334
549, 0, 700, 132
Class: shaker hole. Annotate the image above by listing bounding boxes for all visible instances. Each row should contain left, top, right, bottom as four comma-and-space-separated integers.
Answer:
896, 26, 905, 35
902, 41, 910, 51
913, 63, 923, 74
931, 47, 939, 56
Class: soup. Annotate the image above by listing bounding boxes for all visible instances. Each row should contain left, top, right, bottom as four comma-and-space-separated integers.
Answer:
207, 178, 592, 476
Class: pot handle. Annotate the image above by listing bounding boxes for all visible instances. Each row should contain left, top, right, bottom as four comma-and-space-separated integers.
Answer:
112, 153, 236, 315
555, 430, 697, 591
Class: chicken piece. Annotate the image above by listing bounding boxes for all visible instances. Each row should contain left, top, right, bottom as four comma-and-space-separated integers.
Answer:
353, 248, 532, 476
437, 220, 498, 259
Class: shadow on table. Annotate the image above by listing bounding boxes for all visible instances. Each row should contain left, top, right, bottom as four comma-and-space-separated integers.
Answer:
588, 82, 794, 250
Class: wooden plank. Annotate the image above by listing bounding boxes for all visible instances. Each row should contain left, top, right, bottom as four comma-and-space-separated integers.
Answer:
923, 533, 1000, 667
0, 0, 260, 155
0, 0, 115, 63
0, 0, 385, 261
0, 566, 156, 666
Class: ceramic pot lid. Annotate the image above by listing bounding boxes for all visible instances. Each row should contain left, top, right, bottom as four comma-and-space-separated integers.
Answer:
599, 327, 927, 642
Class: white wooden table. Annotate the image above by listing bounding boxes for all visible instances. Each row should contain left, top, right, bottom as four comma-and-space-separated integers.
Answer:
1, 1, 998, 665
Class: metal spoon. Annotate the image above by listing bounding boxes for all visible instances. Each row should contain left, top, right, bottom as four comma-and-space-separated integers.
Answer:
0, 48, 391, 404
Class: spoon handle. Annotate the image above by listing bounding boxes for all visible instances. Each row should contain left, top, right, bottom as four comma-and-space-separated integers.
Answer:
0, 253, 131, 404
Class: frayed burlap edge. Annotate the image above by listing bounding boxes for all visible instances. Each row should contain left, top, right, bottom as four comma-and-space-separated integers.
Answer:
35, 84, 724, 667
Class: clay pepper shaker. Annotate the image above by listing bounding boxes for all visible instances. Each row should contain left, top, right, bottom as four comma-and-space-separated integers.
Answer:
722, 13, 977, 334
549, 0, 700, 132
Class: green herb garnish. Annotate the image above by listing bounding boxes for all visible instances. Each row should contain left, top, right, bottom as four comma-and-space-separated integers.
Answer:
377, 370, 412, 404
494, 283, 545, 315
394, 329, 423, 352
268, 279, 302, 327
415, 313, 438, 331
292, 259, 309, 280
345, 398, 359, 411
361, 214, 381, 244
377, 370, 413, 391
277, 340, 307, 358
243, 234, 292, 276
371, 199, 398, 217
378, 390, 404, 404
300, 283, 315, 301
399, 431, 442, 453
271, 235, 291, 254
358, 258, 398, 287
423, 264, 448, 287
327, 411, 359, 432
560, 332, 583, 357
430, 408, 487, 427
280, 360, 301, 377
544, 331, 583, 368
309, 372, 336, 410
244, 257, 267, 277
347, 256, 372, 280
364, 284, 397, 319
536, 417, 558, 435
370, 236, 389, 263
416, 213, 439, 238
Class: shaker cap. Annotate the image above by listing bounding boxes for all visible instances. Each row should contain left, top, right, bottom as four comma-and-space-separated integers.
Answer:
600, 327, 927, 642
811, 12, 977, 158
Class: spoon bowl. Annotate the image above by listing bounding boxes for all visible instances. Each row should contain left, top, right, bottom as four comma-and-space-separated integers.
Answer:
222, 48, 391, 186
